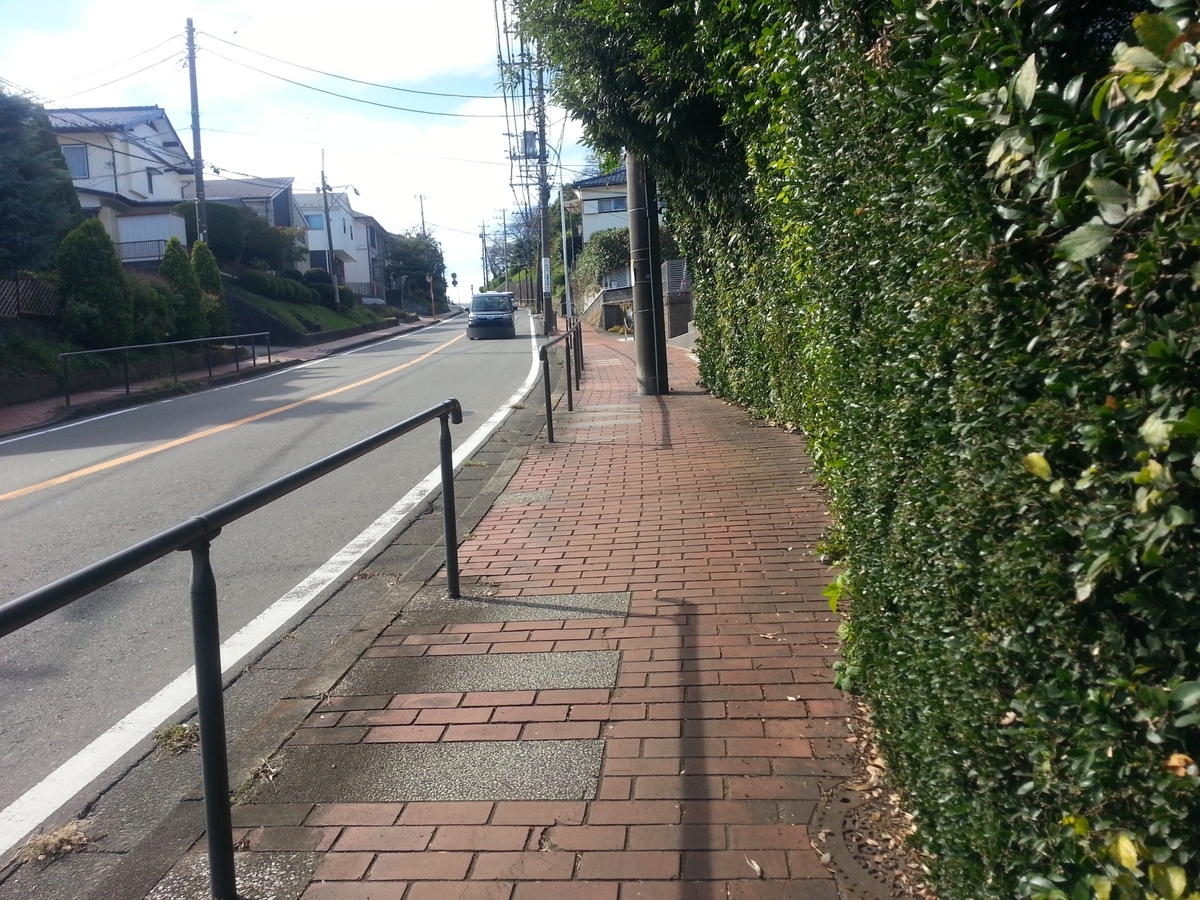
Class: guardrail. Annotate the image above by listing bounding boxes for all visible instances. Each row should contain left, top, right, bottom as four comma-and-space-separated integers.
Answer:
0, 399, 464, 899
539, 319, 585, 443
59, 332, 272, 406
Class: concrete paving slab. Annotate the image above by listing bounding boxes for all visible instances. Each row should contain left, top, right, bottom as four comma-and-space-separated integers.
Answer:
399, 588, 631, 625
248, 740, 604, 803
332, 651, 620, 695
495, 489, 552, 505
146, 850, 319, 900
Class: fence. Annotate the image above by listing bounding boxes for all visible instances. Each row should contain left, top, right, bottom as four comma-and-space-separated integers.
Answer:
0, 399, 464, 900
115, 240, 167, 263
0, 275, 62, 319
539, 319, 585, 443
59, 332, 272, 406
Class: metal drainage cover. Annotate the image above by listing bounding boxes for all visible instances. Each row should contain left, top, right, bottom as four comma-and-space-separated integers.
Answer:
249, 740, 604, 803
333, 651, 620, 695
401, 588, 631, 624
496, 489, 552, 505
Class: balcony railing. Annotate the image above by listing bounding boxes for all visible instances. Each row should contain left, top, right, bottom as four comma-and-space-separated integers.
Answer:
115, 239, 167, 263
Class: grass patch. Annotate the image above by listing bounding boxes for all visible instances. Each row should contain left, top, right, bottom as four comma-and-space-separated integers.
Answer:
154, 723, 199, 754
0, 331, 71, 379
16, 821, 91, 864
230, 288, 396, 334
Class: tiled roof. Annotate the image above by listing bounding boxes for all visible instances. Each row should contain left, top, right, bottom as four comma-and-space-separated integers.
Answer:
47, 106, 167, 132
574, 164, 627, 188
183, 177, 293, 200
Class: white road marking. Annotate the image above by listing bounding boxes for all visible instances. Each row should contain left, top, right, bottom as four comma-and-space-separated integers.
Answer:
0, 317, 540, 858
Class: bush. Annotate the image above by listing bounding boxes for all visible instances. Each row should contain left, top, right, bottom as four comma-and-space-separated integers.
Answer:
56, 218, 131, 349
338, 285, 356, 307
125, 272, 173, 345
279, 268, 304, 282
190, 240, 222, 296
308, 281, 336, 308
172, 202, 245, 264
523, 1, 1200, 897
304, 267, 333, 284
238, 269, 320, 305
159, 236, 205, 340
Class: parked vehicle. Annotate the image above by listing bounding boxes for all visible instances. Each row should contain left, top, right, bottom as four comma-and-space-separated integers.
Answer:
466, 292, 517, 340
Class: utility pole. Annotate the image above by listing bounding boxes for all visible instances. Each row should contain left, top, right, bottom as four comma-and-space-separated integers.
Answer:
320, 151, 342, 312
416, 195, 427, 237
502, 211, 510, 294
559, 182, 574, 318
536, 63, 553, 330
480, 222, 488, 290
627, 153, 668, 395
185, 19, 208, 244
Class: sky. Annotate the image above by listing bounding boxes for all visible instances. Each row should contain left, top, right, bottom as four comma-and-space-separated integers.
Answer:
0, 0, 591, 300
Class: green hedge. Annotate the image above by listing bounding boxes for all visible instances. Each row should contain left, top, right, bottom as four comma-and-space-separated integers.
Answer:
521, 1, 1200, 897
237, 269, 316, 305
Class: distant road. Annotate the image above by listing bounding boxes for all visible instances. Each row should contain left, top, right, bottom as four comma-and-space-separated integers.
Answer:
0, 314, 537, 852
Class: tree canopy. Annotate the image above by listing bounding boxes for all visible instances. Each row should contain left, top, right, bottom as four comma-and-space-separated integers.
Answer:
0, 89, 83, 277
385, 229, 447, 307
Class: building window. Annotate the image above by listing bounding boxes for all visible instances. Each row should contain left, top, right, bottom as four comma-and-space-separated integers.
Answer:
61, 144, 89, 178
368, 228, 377, 249
146, 168, 156, 194
310, 250, 327, 270
596, 197, 627, 213
305, 213, 324, 230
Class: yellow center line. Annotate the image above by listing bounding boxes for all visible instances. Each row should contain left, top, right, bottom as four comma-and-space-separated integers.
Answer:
0, 332, 465, 505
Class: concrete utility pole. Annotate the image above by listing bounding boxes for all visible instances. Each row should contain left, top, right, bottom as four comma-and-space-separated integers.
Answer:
320, 151, 342, 312
535, 62, 553, 329
480, 223, 489, 289
502, 211, 510, 294
416, 195, 427, 237
627, 153, 668, 395
559, 182, 573, 318
185, 19, 208, 244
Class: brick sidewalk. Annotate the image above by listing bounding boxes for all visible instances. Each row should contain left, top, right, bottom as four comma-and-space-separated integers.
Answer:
196, 332, 852, 900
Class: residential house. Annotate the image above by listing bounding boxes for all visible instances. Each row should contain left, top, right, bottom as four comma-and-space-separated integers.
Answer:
574, 165, 631, 289
574, 165, 628, 244
182, 176, 310, 270
48, 106, 190, 264
294, 191, 358, 286
349, 213, 392, 300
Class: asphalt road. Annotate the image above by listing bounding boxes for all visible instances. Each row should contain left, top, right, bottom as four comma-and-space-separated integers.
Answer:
0, 314, 538, 838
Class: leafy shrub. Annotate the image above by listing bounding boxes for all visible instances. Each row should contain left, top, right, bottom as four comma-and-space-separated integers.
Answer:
338, 285, 356, 307
55, 218, 131, 349
303, 267, 333, 284
308, 281, 336, 308
279, 269, 304, 282
574, 227, 628, 294
125, 272, 173, 345
159, 236, 205, 340
172, 202, 245, 264
521, 1, 1200, 898
190, 240, 223, 296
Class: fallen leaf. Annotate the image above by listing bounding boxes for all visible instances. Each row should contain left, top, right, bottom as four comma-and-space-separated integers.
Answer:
745, 856, 763, 878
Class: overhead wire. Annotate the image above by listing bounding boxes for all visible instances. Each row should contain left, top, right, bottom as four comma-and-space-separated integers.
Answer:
44, 34, 182, 89
48, 53, 186, 104
197, 32, 500, 100
201, 47, 509, 119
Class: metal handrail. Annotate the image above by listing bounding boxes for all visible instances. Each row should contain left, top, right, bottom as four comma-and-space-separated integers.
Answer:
0, 398, 464, 900
538, 319, 585, 443
59, 332, 273, 407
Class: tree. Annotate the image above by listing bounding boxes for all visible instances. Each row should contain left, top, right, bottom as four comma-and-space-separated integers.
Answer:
191, 240, 228, 335
0, 89, 83, 277
159, 236, 205, 339
238, 207, 299, 271
385, 230, 448, 309
56, 218, 131, 349
172, 201, 245, 264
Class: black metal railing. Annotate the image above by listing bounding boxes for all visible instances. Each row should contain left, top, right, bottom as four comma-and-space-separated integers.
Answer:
539, 319, 585, 443
115, 239, 167, 262
0, 399, 464, 900
59, 333, 272, 406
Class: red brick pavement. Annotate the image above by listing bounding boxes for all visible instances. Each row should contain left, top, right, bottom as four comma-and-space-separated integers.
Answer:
235, 332, 851, 899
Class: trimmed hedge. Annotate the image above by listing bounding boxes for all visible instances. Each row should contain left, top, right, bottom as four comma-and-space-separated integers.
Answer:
237, 269, 317, 305
520, 1, 1200, 898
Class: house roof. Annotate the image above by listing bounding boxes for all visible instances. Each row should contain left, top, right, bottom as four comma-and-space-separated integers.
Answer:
183, 177, 293, 201
48, 106, 172, 133
574, 165, 627, 189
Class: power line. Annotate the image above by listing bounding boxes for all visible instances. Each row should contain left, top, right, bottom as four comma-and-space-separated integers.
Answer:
44, 35, 183, 89
202, 48, 509, 119
47, 53, 185, 103
197, 32, 501, 100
